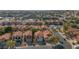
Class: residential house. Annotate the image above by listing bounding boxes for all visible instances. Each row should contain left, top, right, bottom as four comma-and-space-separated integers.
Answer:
12, 31, 23, 47
23, 31, 32, 45
35, 31, 46, 45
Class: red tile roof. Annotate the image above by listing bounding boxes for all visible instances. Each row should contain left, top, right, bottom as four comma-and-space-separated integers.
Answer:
23, 31, 32, 36
13, 31, 23, 36
0, 33, 11, 40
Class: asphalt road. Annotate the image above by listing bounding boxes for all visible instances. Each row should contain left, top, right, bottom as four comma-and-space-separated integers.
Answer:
15, 44, 52, 49
50, 25, 73, 49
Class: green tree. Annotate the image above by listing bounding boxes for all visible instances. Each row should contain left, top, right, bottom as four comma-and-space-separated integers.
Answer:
4, 26, 12, 33
31, 28, 40, 43
63, 22, 69, 34
0, 27, 5, 35
48, 36, 59, 44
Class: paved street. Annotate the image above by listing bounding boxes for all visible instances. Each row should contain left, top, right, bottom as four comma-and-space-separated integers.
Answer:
15, 43, 52, 49
50, 25, 73, 49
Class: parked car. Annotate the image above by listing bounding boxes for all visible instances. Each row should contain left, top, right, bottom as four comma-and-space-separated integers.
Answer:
54, 44, 65, 49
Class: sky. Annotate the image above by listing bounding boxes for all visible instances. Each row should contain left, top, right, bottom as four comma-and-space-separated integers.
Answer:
0, 0, 78, 10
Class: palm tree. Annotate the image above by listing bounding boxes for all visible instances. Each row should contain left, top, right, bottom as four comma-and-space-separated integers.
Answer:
6, 40, 15, 49
63, 22, 70, 34
31, 28, 40, 44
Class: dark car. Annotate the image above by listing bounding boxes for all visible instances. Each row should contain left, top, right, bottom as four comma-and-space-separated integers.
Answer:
54, 44, 65, 49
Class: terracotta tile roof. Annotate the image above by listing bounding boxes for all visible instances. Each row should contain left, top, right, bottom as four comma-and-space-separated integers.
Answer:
2, 33, 11, 40
33, 26, 41, 29
68, 28, 79, 32
35, 31, 43, 37
0, 33, 11, 40
43, 30, 52, 39
41, 25, 48, 29
35, 30, 52, 39
23, 31, 32, 36
13, 31, 23, 36
0, 36, 3, 40
75, 35, 79, 41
